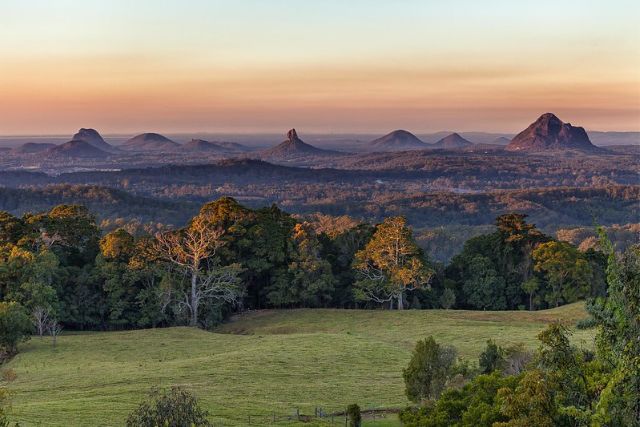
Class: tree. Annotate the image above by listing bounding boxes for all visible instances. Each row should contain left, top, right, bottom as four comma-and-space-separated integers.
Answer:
26, 204, 100, 264
346, 404, 362, 427
268, 223, 335, 307
100, 228, 135, 262
588, 238, 640, 425
323, 223, 375, 308
353, 217, 432, 309
154, 214, 242, 327
496, 213, 544, 285
533, 241, 592, 307
48, 318, 63, 347
479, 339, 505, 374
495, 369, 560, 427
521, 277, 539, 311
403, 336, 458, 402
126, 386, 211, 427
0, 302, 31, 355
440, 288, 456, 309
462, 255, 507, 310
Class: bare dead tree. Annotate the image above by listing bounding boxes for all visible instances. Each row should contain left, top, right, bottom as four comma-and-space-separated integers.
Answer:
154, 216, 242, 327
48, 319, 63, 348
32, 306, 50, 338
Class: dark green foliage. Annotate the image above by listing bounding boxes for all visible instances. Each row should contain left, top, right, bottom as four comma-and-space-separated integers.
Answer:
478, 340, 504, 374
126, 386, 211, 427
575, 317, 597, 329
0, 301, 31, 354
462, 256, 506, 310
400, 371, 518, 427
588, 239, 640, 426
346, 403, 362, 427
403, 336, 458, 403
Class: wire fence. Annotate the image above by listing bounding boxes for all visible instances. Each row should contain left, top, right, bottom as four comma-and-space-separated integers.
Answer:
209, 407, 401, 426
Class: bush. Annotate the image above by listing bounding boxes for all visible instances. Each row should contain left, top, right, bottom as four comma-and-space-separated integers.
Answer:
346, 403, 361, 427
478, 339, 505, 374
0, 302, 31, 356
126, 386, 211, 427
0, 369, 16, 383
440, 288, 456, 309
575, 316, 597, 329
403, 336, 458, 402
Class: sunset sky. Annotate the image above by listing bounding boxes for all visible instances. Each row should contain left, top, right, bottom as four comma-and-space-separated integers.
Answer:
1, 0, 639, 134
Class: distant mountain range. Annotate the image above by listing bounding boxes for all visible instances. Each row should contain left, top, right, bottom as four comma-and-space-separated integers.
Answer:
506, 113, 600, 152
2, 116, 637, 161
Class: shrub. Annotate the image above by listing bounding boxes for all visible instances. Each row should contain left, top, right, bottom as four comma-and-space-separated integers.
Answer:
403, 336, 458, 402
575, 316, 597, 329
346, 403, 361, 427
502, 344, 533, 375
440, 288, 456, 309
479, 339, 505, 374
126, 386, 211, 427
0, 369, 16, 383
0, 302, 31, 355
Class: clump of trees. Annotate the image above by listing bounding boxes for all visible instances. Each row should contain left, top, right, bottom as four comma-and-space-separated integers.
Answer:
401, 241, 640, 426
444, 213, 604, 311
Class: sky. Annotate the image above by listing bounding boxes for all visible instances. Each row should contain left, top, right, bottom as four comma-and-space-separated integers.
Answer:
1, 0, 639, 135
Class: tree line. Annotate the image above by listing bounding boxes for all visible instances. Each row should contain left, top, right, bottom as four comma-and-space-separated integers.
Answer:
0, 197, 607, 341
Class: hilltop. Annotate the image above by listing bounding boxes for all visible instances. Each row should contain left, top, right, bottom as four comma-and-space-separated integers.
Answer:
506, 113, 600, 152
261, 129, 340, 159
120, 132, 181, 151
48, 139, 109, 158
431, 132, 474, 149
71, 128, 114, 152
368, 130, 426, 151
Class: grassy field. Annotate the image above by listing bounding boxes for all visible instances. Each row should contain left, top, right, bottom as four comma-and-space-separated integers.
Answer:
4, 303, 594, 426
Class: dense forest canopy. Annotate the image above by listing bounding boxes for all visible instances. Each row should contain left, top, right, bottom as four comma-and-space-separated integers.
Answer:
0, 198, 612, 335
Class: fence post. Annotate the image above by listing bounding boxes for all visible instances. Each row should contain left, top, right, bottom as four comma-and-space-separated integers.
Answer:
248, 415, 251, 425
345, 407, 348, 427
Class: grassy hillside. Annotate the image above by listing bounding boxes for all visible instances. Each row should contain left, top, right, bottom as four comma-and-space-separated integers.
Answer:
4, 304, 593, 426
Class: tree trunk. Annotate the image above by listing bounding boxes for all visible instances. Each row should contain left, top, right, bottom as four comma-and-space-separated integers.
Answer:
529, 292, 534, 311
397, 292, 404, 310
190, 271, 198, 327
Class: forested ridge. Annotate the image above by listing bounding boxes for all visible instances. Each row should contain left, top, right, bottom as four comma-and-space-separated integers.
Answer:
0, 183, 636, 232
